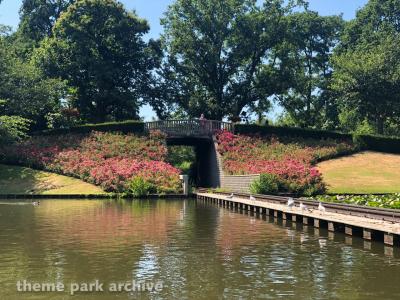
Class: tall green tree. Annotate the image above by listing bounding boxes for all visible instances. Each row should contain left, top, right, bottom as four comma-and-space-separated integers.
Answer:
340, 0, 400, 50
154, 0, 302, 120
19, 0, 75, 43
331, 34, 400, 134
274, 11, 343, 128
332, 0, 400, 134
0, 27, 66, 130
34, 0, 158, 122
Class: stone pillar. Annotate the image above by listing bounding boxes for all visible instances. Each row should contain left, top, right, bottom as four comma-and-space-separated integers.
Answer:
180, 175, 189, 196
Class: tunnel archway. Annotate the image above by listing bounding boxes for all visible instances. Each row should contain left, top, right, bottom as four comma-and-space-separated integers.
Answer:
166, 137, 220, 188
145, 120, 233, 188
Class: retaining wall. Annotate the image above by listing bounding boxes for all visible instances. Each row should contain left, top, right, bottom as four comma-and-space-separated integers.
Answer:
213, 136, 259, 193
220, 174, 260, 193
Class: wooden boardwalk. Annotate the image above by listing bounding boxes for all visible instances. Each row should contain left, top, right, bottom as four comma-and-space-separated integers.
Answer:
197, 192, 400, 246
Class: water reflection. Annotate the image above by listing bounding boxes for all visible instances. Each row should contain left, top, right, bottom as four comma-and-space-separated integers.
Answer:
0, 199, 399, 299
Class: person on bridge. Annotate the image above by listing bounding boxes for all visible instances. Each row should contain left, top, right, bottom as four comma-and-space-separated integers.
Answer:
199, 114, 207, 133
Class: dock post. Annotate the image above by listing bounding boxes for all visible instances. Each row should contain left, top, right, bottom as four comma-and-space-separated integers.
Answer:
384, 233, 394, 246
363, 229, 372, 240
345, 226, 353, 236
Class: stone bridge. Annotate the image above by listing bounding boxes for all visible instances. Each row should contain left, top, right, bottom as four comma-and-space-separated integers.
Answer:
144, 119, 258, 193
144, 119, 234, 138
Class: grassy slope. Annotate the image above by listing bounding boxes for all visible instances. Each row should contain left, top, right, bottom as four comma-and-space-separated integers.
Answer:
0, 164, 105, 195
317, 151, 400, 194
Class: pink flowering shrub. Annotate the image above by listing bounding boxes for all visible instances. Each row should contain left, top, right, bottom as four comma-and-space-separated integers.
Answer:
0, 131, 181, 193
216, 130, 355, 195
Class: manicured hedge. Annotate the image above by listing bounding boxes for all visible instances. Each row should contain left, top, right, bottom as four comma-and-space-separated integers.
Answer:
234, 124, 352, 140
35, 120, 144, 135
355, 134, 400, 154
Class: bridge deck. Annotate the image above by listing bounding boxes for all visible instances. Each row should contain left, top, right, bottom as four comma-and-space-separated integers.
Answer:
145, 119, 234, 137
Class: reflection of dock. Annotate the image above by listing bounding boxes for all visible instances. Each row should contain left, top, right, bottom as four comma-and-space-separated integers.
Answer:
197, 192, 400, 246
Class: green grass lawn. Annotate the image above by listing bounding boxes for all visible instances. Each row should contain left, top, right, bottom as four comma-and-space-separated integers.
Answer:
317, 151, 400, 194
0, 164, 106, 195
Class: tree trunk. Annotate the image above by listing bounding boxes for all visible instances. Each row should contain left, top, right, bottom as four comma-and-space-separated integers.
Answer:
377, 116, 384, 135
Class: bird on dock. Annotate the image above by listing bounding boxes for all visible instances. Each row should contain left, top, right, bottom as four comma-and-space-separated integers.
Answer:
287, 197, 295, 209
226, 193, 234, 199
299, 202, 307, 211
32, 201, 40, 206
250, 195, 256, 202
318, 202, 326, 213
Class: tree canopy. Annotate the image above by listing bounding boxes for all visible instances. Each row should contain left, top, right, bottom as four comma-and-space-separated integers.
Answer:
19, 0, 75, 43
275, 11, 343, 128
332, 0, 400, 134
1, 0, 400, 136
34, 0, 156, 122
0, 27, 66, 130
153, 0, 299, 120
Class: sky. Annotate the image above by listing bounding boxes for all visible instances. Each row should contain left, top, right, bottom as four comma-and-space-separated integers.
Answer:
0, 0, 369, 121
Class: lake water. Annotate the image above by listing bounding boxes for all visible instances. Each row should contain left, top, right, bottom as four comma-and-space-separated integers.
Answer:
0, 199, 400, 300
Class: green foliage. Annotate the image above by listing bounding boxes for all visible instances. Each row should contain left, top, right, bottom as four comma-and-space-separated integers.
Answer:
235, 123, 400, 154
45, 109, 81, 130
353, 120, 376, 135
37, 120, 144, 135
250, 174, 280, 194
340, 0, 400, 50
354, 134, 400, 154
213, 187, 230, 193
0, 115, 31, 143
0, 29, 67, 129
34, 0, 157, 123
235, 123, 352, 140
167, 146, 196, 173
275, 11, 344, 128
333, 0, 400, 134
4, 0, 400, 140
312, 194, 400, 209
250, 173, 324, 196
155, 0, 303, 120
19, 0, 75, 43
128, 176, 156, 197
332, 34, 400, 134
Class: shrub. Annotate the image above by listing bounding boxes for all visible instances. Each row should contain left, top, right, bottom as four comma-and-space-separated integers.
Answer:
312, 194, 400, 209
235, 123, 400, 154
36, 120, 144, 135
167, 145, 196, 173
45, 108, 81, 129
128, 176, 156, 197
354, 134, 400, 154
216, 130, 339, 195
250, 174, 280, 194
235, 124, 352, 140
0, 131, 181, 194
0, 116, 31, 144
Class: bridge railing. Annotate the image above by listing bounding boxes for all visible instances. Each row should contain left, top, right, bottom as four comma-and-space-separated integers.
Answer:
144, 119, 234, 136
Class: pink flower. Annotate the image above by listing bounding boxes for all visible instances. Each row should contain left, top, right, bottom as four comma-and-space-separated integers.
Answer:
0, 131, 181, 193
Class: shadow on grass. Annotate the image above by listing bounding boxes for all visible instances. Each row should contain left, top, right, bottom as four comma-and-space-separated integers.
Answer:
0, 164, 56, 194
